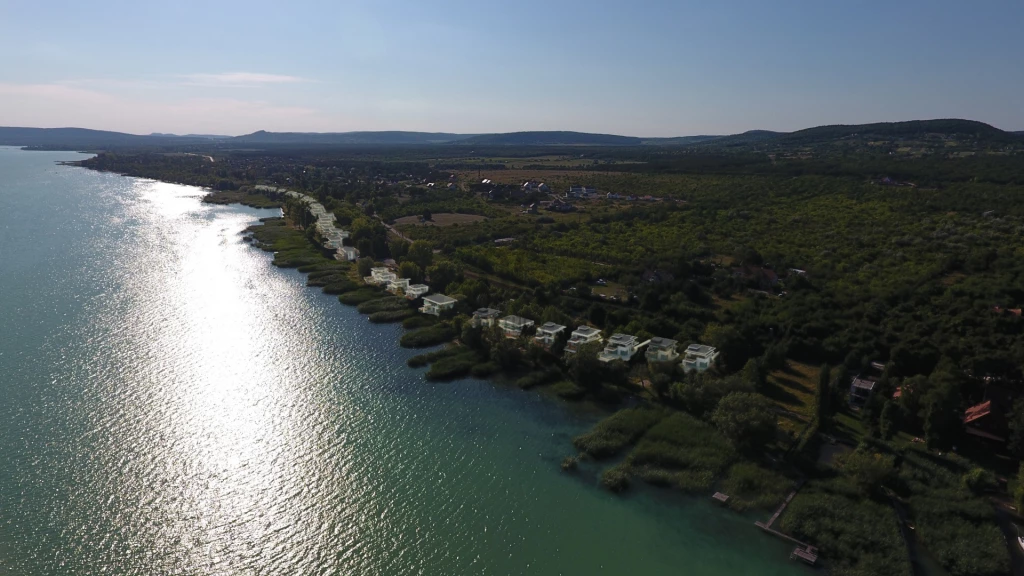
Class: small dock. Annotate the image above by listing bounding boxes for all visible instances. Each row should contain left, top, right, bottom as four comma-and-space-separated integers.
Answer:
755, 480, 819, 566
712, 492, 729, 505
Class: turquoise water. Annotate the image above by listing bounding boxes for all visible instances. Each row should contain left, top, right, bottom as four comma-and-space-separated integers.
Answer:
0, 147, 808, 575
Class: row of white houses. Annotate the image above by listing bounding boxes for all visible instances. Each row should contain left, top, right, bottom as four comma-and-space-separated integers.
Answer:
468, 308, 719, 371
279, 189, 360, 262
364, 267, 431, 300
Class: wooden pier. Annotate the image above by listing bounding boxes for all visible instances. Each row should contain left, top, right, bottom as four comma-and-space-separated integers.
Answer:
755, 480, 819, 566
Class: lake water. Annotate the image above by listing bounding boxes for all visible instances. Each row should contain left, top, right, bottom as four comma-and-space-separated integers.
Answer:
0, 147, 808, 575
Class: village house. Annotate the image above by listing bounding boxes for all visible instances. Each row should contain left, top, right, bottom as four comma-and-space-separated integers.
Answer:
498, 315, 535, 338
646, 337, 679, 363
387, 278, 411, 294
405, 284, 430, 300
849, 377, 877, 406
537, 183, 550, 192
533, 322, 566, 349
338, 246, 359, 261
365, 267, 397, 286
471, 308, 501, 328
681, 344, 719, 373
419, 294, 456, 316
566, 325, 603, 353
598, 334, 641, 363
607, 192, 623, 200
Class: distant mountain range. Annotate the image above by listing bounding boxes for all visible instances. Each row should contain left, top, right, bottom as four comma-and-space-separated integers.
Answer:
1, 119, 1020, 150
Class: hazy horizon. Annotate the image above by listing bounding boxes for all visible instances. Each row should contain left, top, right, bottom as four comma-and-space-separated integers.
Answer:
2, 0, 1022, 136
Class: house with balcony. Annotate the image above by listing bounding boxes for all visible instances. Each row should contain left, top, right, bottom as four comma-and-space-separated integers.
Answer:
387, 278, 411, 294
681, 344, 719, 373
471, 308, 502, 328
405, 284, 429, 300
565, 325, 603, 354
419, 294, 456, 316
598, 334, 641, 363
338, 246, 359, 261
646, 337, 679, 363
498, 315, 535, 338
365, 267, 397, 286
533, 322, 566, 349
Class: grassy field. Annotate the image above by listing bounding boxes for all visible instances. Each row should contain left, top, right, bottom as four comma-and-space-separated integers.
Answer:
394, 213, 488, 227
762, 361, 818, 440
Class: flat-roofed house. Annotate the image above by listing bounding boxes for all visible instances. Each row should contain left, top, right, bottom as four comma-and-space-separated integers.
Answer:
387, 278, 411, 294
419, 294, 456, 316
681, 344, 719, 373
405, 284, 429, 300
471, 308, 502, 328
339, 246, 359, 261
849, 377, 877, 406
646, 337, 679, 362
498, 315, 535, 338
534, 322, 566, 349
566, 325, 603, 354
365, 267, 397, 286
598, 333, 641, 363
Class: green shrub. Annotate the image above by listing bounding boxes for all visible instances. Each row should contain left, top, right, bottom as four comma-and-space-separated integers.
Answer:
402, 315, 437, 330
470, 362, 499, 377
515, 367, 563, 390
719, 463, 792, 511
550, 380, 586, 400
338, 289, 386, 306
400, 324, 457, 348
425, 351, 481, 380
601, 464, 631, 492
358, 296, 411, 314
369, 310, 415, 323
561, 455, 579, 472
322, 280, 360, 294
572, 406, 669, 459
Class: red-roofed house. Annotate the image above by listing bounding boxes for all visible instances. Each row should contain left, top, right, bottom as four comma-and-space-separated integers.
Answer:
964, 400, 1007, 443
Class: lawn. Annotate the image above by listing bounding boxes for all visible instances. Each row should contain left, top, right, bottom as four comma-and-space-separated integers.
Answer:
762, 360, 818, 440
394, 213, 488, 227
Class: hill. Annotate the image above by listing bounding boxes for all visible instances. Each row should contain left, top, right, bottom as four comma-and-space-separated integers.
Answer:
778, 119, 1012, 145
642, 135, 724, 146
456, 131, 642, 146
231, 130, 474, 145
0, 127, 206, 149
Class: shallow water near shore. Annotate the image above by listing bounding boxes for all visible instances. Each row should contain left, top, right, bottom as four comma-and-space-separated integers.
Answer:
0, 147, 809, 575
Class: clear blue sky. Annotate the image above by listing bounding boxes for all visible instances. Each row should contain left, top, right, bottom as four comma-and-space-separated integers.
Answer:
0, 0, 1020, 136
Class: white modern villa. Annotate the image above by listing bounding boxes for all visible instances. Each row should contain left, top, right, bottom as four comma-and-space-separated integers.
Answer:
533, 322, 566, 348
598, 333, 641, 363
565, 325, 603, 353
498, 315, 535, 338
471, 308, 502, 328
405, 284, 430, 300
419, 294, 456, 316
681, 344, 719, 373
645, 337, 679, 363
387, 278, 411, 294
338, 246, 359, 261
365, 267, 397, 286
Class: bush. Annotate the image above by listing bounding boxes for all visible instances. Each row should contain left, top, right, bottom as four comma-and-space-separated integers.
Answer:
425, 351, 481, 381
369, 309, 415, 323
572, 406, 669, 459
400, 324, 457, 348
961, 467, 997, 494
357, 296, 411, 314
470, 362, 499, 378
402, 315, 437, 330
338, 289, 386, 306
561, 455, 579, 472
550, 380, 586, 400
516, 367, 563, 390
601, 464, 631, 492
719, 463, 792, 511
408, 347, 463, 368
322, 280, 360, 294
627, 412, 735, 482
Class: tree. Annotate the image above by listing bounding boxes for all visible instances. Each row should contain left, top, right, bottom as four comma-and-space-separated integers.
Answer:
879, 401, 900, 440
816, 364, 832, 425
567, 341, 603, 390
712, 392, 777, 453
408, 240, 434, 269
1007, 398, 1024, 458
841, 448, 895, 496
1015, 463, 1024, 514
398, 261, 422, 283
390, 240, 410, 260
588, 305, 607, 328
357, 257, 373, 277
426, 261, 461, 292
741, 358, 767, 392
702, 323, 748, 372
422, 208, 433, 222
